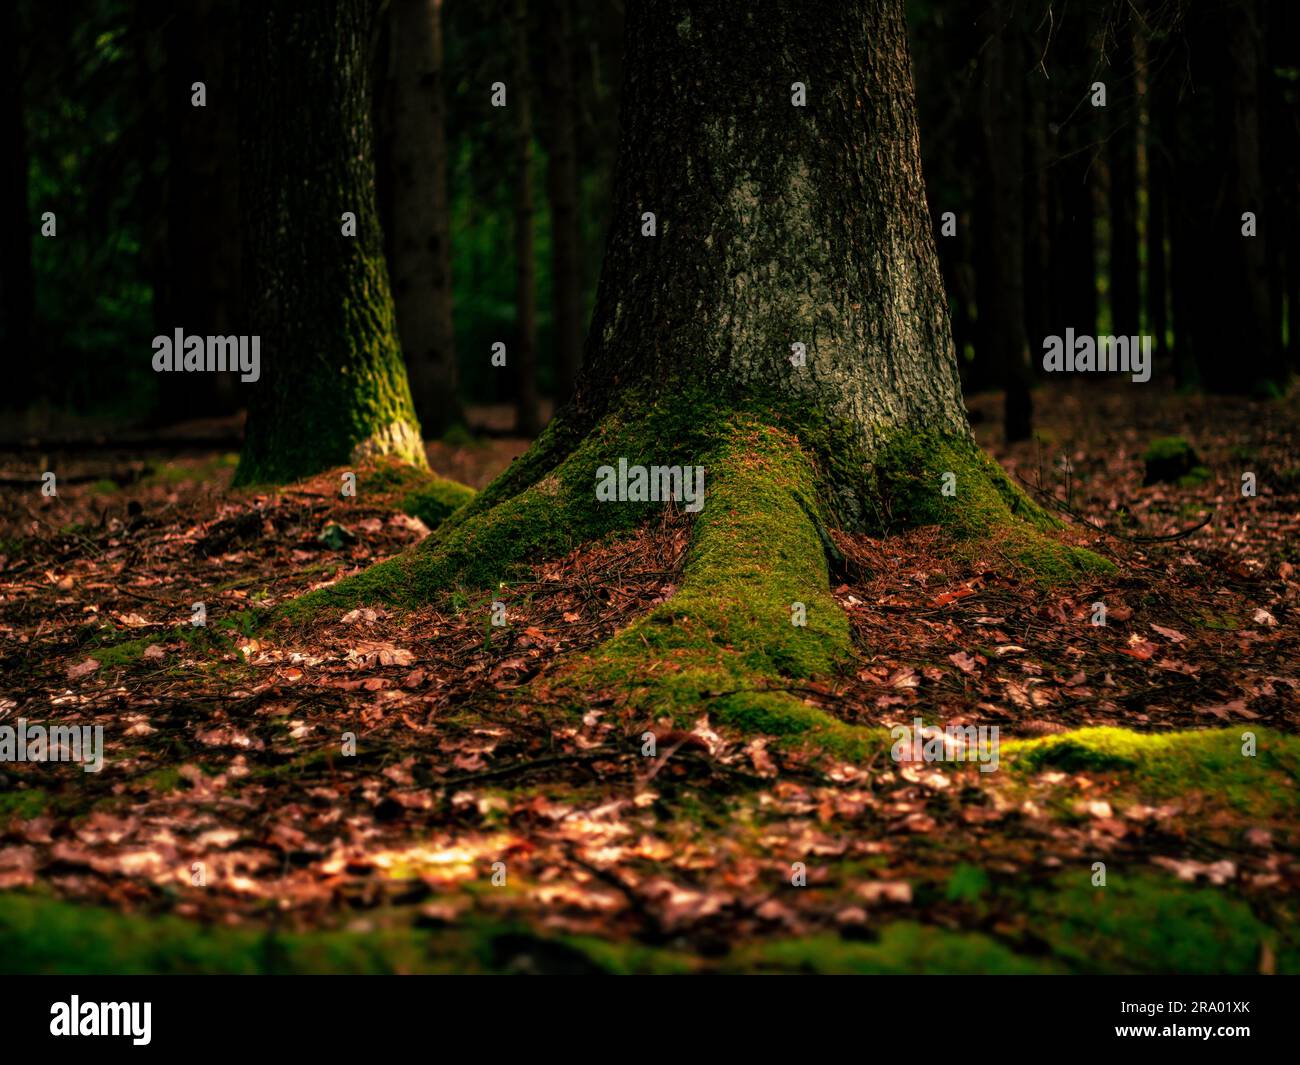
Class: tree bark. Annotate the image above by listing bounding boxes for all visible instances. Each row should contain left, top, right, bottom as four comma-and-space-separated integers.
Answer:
512, 0, 541, 436
570, 0, 967, 473
235, 0, 426, 486
389, 0, 463, 436
544, 0, 584, 406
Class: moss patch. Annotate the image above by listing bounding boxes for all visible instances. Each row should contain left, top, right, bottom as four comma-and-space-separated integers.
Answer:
868, 431, 1112, 582
1143, 435, 1201, 485
546, 416, 878, 759
0, 892, 1059, 974
1029, 872, 1289, 974
1006, 726, 1299, 816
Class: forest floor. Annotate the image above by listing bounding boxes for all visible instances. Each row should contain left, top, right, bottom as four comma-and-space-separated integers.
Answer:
0, 385, 1297, 974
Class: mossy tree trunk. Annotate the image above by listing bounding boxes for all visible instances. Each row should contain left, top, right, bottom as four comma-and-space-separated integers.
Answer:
235, 0, 427, 487
566, 0, 968, 504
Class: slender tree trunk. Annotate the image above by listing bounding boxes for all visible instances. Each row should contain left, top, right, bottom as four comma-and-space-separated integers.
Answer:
1173, 0, 1278, 393
1023, 61, 1052, 376
1048, 8, 1098, 342
389, 0, 463, 436
975, 1, 1032, 442
1107, 12, 1140, 337
511, 0, 541, 436
159, 0, 242, 423
544, 0, 584, 407
0, 0, 34, 392
235, 0, 425, 486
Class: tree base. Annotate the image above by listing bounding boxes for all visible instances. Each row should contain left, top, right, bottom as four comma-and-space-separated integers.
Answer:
272, 399, 1112, 760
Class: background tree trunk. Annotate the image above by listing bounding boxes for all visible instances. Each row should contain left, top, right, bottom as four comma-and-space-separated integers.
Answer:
1106, 10, 1140, 337
235, 0, 425, 486
975, 0, 1032, 442
0, 0, 34, 393
571, 0, 968, 496
512, 0, 541, 436
158, 0, 242, 423
389, 0, 463, 436
544, 0, 583, 407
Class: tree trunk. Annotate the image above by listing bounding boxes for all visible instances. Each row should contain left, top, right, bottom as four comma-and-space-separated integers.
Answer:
1047, 8, 1097, 343
512, 0, 541, 436
0, 0, 34, 389
571, 0, 966, 468
1173, 0, 1279, 394
544, 0, 584, 406
975, 1, 1032, 442
389, 0, 463, 436
159, 0, 242, 424
1106, 13, 1140, 337
235, 0, 426, 486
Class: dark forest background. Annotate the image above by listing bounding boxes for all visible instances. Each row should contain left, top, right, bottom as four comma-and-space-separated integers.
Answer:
1, 0, 1296, 442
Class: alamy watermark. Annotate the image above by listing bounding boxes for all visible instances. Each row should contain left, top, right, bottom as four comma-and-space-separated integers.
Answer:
0, 719, 104, 772
152, 328, 260, 383
890, 716, 1000, 773
50, 997, 151, 1045
1042, 329, 1151, 383
595, 458, 705, 513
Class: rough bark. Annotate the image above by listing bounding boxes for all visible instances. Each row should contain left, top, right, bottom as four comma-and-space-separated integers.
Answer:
389, 0, 463, 436
512, 0, 541, 436
569, 0, 967, 476
235, 0, 425, 486
544, 0, 584, 406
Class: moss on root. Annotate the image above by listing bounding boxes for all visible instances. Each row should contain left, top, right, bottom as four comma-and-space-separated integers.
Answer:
866, 432, 1112, 582
356, 458, 476, 528
544, 416, 879, 760
1006, 726, 1300, 816
276, 398, 725, 621
272, 392, 1112, 758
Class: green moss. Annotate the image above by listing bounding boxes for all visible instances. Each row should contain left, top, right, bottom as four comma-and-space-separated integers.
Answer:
542, 416, 883, 759
89, 635, 155, 667
867, 431, 1112, 582
735, 925, 1058, 975
0, 892, 1050, 974
0, 789, 50, 821
1006, 726, 1300, 815
277, 398, 722, 620
1143, 435, 1201, 485
1030, 873, 1290, 974
400, 479, 477, 528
